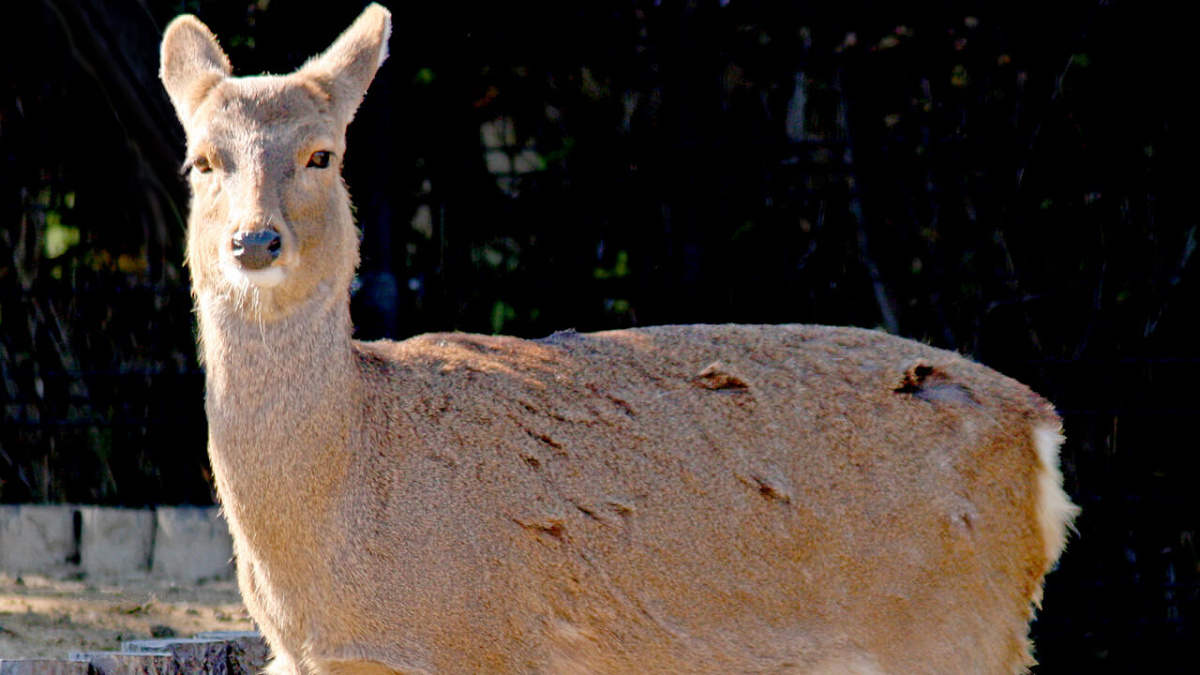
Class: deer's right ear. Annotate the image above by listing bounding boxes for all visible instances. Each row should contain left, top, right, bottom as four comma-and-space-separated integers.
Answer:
160, 15, 232, 126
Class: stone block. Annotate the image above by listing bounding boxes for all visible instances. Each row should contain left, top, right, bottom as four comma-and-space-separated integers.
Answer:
0, 661, 90, 675
78, 507, 155, 578
0, 505, 78, 575
150, 508, 233, 581
193, 633, 269, 675
69, 652, 174, 675
123, 638, 231, 675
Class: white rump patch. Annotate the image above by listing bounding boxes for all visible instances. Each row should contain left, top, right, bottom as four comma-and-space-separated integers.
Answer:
1032, 424, 1080, 568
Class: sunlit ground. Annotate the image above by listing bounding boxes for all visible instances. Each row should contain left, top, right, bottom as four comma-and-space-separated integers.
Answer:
0, 573, 251, 659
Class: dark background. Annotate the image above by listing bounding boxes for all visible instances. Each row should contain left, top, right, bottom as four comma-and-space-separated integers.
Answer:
1, 0, 1192, 671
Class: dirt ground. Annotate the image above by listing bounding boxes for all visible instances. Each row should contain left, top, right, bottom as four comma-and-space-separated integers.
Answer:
0, 573, 253, 660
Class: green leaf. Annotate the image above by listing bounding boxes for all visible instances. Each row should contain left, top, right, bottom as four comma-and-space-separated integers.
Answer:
491, 301, 516, 334
45, 220, 81, 259
414, 67, 436, 86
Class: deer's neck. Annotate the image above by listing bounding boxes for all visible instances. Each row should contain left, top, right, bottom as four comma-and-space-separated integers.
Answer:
196, 286, 358, 548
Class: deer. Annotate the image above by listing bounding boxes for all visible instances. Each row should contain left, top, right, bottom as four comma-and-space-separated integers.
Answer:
159, 4, 1076, 674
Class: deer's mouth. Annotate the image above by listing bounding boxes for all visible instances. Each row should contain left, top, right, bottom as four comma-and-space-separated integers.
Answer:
225, 264, 287, 289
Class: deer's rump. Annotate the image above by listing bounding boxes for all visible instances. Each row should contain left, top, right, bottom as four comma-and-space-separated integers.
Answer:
340, 324, 1052, 673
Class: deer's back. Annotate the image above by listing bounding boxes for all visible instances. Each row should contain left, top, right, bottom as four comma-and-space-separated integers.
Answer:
333, 324, 1054, 674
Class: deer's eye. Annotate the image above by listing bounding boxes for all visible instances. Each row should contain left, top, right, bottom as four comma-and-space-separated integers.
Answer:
188, 155, 213, 174
307, 151, 332, 169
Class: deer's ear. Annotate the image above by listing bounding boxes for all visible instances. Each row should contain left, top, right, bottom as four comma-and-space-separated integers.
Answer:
298, 3, 392, 124
160, 15, 232, 126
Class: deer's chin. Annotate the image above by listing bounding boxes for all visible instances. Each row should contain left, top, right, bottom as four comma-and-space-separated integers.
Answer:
223, 262, 287, 289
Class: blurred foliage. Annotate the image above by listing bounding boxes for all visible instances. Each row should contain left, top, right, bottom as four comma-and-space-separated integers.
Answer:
0, 0, 1193, 670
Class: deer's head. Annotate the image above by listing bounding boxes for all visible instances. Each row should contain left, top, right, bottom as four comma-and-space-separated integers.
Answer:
160, 4, 391, 321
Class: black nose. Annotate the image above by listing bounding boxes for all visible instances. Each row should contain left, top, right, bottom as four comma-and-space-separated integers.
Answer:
231, 230, 282, 270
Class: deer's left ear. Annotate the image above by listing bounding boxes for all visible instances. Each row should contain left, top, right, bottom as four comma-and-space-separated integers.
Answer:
298, 3, 392, 124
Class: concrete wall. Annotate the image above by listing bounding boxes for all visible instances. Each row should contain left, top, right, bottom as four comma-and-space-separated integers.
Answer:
0, 505, 232, 582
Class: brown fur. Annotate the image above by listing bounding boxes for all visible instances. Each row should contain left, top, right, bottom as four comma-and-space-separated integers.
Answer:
160, 5, 1076, 674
